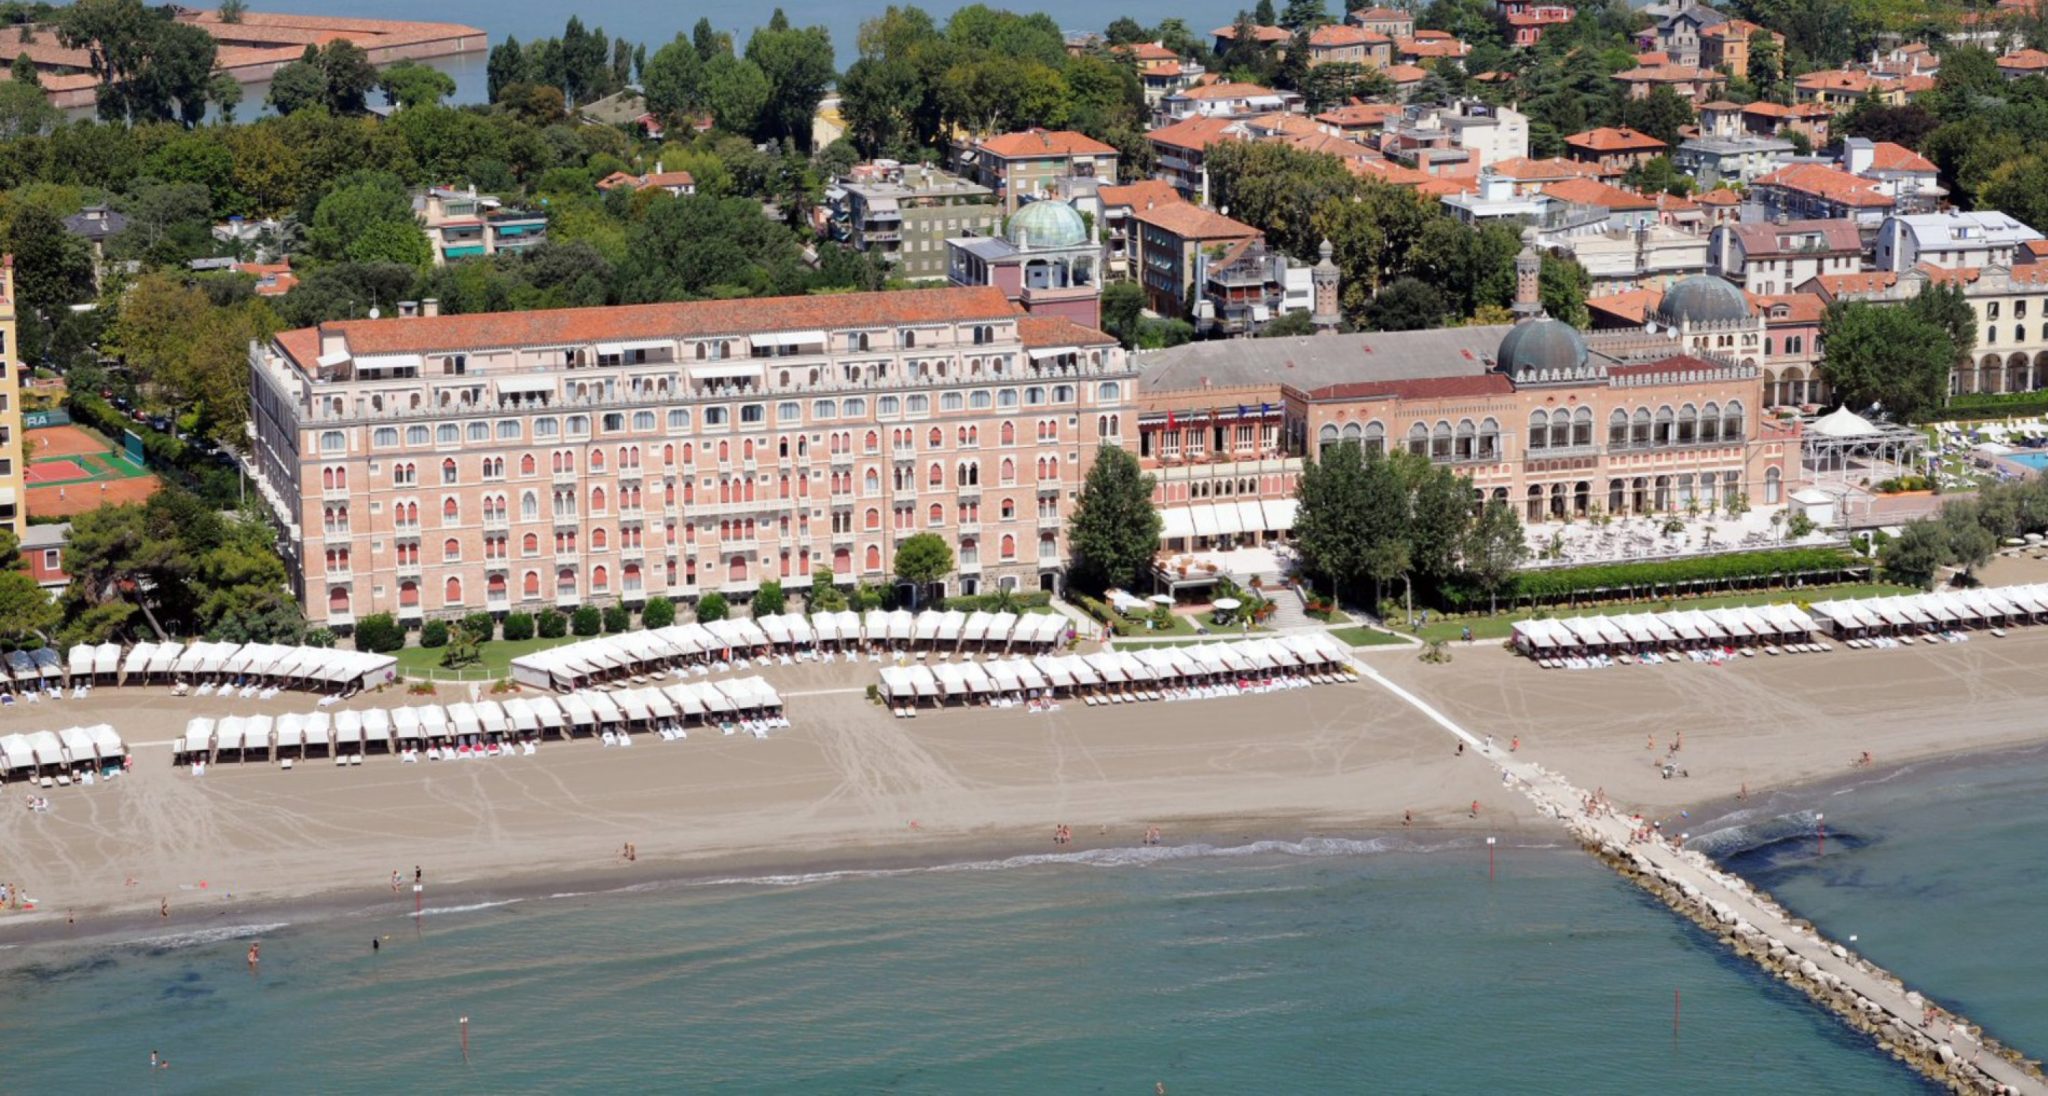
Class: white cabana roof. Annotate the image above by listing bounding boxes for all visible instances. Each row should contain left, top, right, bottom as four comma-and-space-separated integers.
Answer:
362, 708, 394, 743
1810, 406, 1881, 438
93, 642, 121, 675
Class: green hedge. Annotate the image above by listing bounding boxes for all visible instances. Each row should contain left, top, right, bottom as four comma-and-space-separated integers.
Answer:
1919, 392, 2048, 423
939, 590, 1052, 612
1438, 547, 1860, 611
1076, 594, 1140, 636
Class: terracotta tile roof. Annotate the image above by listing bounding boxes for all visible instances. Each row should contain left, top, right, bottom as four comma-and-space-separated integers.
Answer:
976, 129, 1118, 159
1726, 219, 1863, 255
1861, 141, 1935, 174
641, 171, 697, 189
1241, 110, 1325, 137
1540, 176, 1659, 210
1352, 6, 1407, 19
1282, 132, 1380, 160
1752, 292, 1826, 324
1587, 287, 1663, 324
1309, 373, 1514, 400
1383, 63, 1429, 82
2008, 264, 2048, 285
1018, 315, 1117, 348
1315, 102, 1402, 128
1209, 24, 1294, 43
1175, 81, 1282, 100
1132, 202, 1261, 241
1348, 158, 1435, 186
1098, 180, 1184, 210
1410, 29, 1458, 40
1916, 264, 1981, 286
1117, 42, 1180, 61
292, 287, 1022, 359
1742, 101, 1792, 117
1309, 24, 1389, 46
1396, 36, 1468, 57
1414, 175, 1477, 198
1795, 69, 1880, 93
277, 327, 320, 367
1490, 156, 1605, 181
1146, 115, 1243, 152
1698, 99, 1743, 111
1697, 188, 1742, 205
1636, 51, 1672, 65
1754, 163, 1893, 207
1613, 63, 1717, 82
1151, 61, 1187, 77
1900, 73, 1937, 93
1804, 271, 1897, 297
1565, 126, 1668, 152
2020, 239, 2048, 261
1999, 48, 2048, 69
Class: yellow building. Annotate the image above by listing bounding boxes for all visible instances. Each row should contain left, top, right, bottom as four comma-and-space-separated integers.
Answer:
0, 256, 22, 535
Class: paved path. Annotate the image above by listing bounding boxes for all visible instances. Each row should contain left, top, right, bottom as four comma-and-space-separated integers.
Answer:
1353, 658, 2046, 1095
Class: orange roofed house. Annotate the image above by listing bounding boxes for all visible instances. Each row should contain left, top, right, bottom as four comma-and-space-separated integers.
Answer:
963, 129, 1120, 212
247, 286, 1139, 628
1564, 127, 1668, 177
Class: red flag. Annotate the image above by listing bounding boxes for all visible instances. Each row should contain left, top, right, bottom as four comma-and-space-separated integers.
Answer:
1166, 410, 1176, 431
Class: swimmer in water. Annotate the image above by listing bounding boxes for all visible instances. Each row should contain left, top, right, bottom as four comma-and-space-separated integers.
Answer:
247, 942, 260, 967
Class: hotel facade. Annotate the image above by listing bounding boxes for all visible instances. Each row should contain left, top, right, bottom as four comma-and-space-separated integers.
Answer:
249, 287, 1132, 629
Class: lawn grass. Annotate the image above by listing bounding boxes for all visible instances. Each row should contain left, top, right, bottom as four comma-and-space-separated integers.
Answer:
393, 634, 580, 679
1399, 582, 1917, 644
1331, 625, 1410, 647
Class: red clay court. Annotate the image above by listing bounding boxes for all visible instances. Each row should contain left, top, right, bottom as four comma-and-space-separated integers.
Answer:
25, 423, 163, 517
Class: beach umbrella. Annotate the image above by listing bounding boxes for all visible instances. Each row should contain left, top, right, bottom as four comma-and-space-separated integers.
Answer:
1148, 594, 1175, 605
1213, 598, 1242, 610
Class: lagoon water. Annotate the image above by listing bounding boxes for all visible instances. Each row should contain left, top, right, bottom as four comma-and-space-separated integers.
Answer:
313, 0, 1249, 107
0, 839, 1928, 1092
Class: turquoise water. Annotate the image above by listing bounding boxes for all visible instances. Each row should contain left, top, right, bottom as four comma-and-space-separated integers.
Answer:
2005, 451, 2048, 471
0, 840, 1928, 1093
1705, 747, 2048, 1060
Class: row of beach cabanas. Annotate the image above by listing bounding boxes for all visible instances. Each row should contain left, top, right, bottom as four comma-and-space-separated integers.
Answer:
177, 678, 787, 766
876, 634, 1353, 710
1808, 584, 2048, 637
510, 610, 1072, 692
0, 724, 126, 786
116, 641, 396, 692
1513, 604, 1822, 659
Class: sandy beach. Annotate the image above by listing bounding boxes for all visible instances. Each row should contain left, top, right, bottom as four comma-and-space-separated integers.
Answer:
0, 661, 1528, 939
7, 621, 2048, 944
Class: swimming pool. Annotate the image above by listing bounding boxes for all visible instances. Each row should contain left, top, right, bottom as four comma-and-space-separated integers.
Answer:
2008, 451, 2048, 471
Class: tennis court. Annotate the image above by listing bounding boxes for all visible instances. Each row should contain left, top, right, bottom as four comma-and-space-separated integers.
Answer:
25, 424, 162, 515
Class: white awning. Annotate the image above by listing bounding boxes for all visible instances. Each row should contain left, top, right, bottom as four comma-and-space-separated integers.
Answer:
1263, 499, 1298, 531
1212, 503, 1244, 536
316, 350, 350, 368
691, 363, 764, 381
494, 375, 558, 394
1236, 499, 1267, 533
1190, 504, 1219, 537
1027, 347, 1069, 360
356, 353, 423, 371
755, 330, 828, 348
1160, 507, 1194, 540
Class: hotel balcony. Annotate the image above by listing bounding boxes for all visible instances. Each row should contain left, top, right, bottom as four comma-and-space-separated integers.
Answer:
958, 521, 980, 536
395, 560, 422, 579
398, 603, 423, 620
486, 593, 509, 611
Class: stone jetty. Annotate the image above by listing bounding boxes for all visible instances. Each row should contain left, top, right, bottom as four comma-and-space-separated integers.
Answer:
1356, 660, 2048, 1095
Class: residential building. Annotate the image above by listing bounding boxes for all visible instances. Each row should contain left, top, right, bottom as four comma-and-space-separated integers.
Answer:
1698, 19, 1777, 80
417, 187, 547, 266
247, 286, 1137, 628
1097, 180, 1183, 280
1750, 163, 1894, 228
1544, 222, 1711, 293
1158, 81, 1298, 122
1563, 126, 1668, 177
1347, 6, 1414, 37
1673, 134, 1795, 186
1997, 48, 2048, 79
213, 216, 289, 261
964, 129, 1120, 212
240, 261, 300, 298
1380, 99, 1529, 171
1874, 211, 2045, 273
1314, 101, 1403, 140
1146, 115, 1240, 203
1794, 69, 1903, 110
827, 162, 996, 281
1114, 41, 1206, 104
1396, 31, 1470, 66
61, 205, 127, 288
1611, 63, 1724, 101
1209, 22, 1293, 54
1440, 169, 1560, 226
1487, 156, 1606, 192
1706, 219, 1864, 295
22, 521, 66, 590
1495, 0, 1576, 46
1132, 203, 1261, 317
0, 258, 19, 535
946, 199, 1104, 327
1739, 101, 1833, 146
1645, 0, 1729, 66
1805, 264, 2048, 396
1538, 177, 1664, 232
595, 165, 698, 197
1305, 24, 1393, 67
1840, 139, 1942, 212
1137, 260, 1791, 544
1753, 293, 1829, 407
1195, 238, 1314, 336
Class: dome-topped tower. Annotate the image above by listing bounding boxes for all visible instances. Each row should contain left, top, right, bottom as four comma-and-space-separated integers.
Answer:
1006, 198, 1089, 250
1497, 318, 1588, 381
1655, 274, 1752, 326
1512, 226, 1543, 320
1311, 239, 1341, 332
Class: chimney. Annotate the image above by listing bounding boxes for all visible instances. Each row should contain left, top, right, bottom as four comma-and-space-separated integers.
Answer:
654, 160, 663, 175
397, 300, 419, 318
422, 298, 440, 318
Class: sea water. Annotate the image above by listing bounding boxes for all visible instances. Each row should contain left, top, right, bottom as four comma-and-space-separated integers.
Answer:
1703, 746, 2048, 1061
0, 841, 1927, 1093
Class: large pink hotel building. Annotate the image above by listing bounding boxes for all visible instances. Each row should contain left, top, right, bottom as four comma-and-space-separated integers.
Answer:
249, 287, 1132, 629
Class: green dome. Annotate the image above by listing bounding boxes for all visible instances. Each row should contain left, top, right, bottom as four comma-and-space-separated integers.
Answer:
1006, 199, 1087, 249
1498, 319, 1587, 376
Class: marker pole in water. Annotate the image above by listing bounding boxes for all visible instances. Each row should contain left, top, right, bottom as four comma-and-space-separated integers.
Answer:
1815, 813, 1825, 856
1673, 989, 1681, 1040
415, 882, 423, 916
460, 1016, 469, 1063
1486, 836, 1496, 880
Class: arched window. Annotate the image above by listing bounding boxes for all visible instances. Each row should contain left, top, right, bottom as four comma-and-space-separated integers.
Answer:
928, 462, 943, 486
1765, 465, 1782, 504
1549, 410, 1570, 449
865, 507, 881, 531
592, 565, 609, 592
1431, 420, 1453, 461
1407, 422, 1429, 456
1001, 421, 1015, 445
1364, 421, 1385, 456
445, 576, 463, 604
1722, 400, 1744, 439
1477, 418, 1499, 460
591, 449, 607, 472
442, 497, 459, 521
523, 533, 538, 555
1572, 406, 1592, 448
522, 491, 538, 519
523, 571, 541, 598
1654, 406, 1675, 445
1527, 410, 1548, 450
865, 545, 882, 571
1677, 403, 1699, 445
1001, 534, 1017, 559
1608, 408, 1629, 448
1700, 402, 1721, 444
1632, 408, 1652, 447
1454, 419, 1475, 461
591, 485, 607, 513
928, 503, 944, 525
442, 458, 458, 484
592, 528, 608, 550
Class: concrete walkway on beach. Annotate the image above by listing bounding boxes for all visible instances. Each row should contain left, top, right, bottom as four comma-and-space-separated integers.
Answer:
1352, 658, 2048, 1096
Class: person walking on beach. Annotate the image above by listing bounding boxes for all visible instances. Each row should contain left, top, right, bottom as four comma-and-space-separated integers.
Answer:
160, 897, 168, 919
414, 866, 422, 885
1469, 800, 1480, 818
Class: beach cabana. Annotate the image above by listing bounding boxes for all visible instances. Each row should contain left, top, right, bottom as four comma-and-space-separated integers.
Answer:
503, 698, 538, 736
334, 710, 364, 755
476, 701, 510, 738
67, 646, 94, 681
392, 706, 423, 744
528, 696, 567, 736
